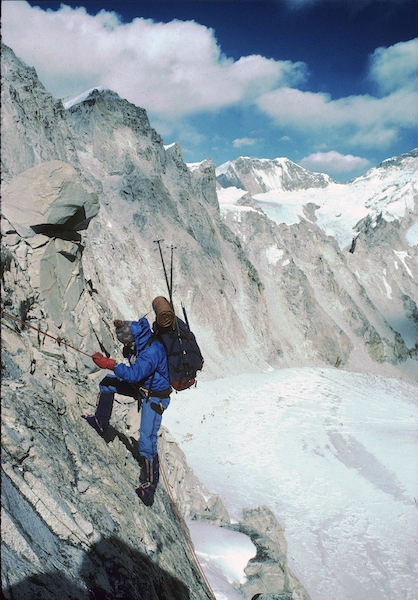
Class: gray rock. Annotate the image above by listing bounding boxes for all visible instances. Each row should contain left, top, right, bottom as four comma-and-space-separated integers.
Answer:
2, 160, 99, 239
1, 318, 218, 600
1, 43, 81, 182
230, 506, 311, 600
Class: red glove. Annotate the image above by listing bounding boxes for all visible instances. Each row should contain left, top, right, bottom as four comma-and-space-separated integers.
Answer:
92, 352, 115, 370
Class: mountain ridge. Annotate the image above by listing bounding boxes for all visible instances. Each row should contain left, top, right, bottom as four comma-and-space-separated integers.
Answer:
1, 41, 417, 599
2, 45, 417, 381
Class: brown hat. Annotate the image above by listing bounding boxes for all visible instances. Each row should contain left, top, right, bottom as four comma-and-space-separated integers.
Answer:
152, 296, 175, 329
114, 320, 134, 344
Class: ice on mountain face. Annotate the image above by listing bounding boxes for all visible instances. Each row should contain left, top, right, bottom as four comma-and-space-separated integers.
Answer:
217, 151, 417, 249
406, 221, 418, 246
63, 86, 110, 109
266, 246, 285, 266
187, 521, 255, 599
215, 161, 232, 176
164, 368, 418, 600
217, 186, 247, 206
393, 250, 414, 277
187, 161, 206, 172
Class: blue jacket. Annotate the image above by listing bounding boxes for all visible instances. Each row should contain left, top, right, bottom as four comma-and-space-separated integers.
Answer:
113, 318, 170, 394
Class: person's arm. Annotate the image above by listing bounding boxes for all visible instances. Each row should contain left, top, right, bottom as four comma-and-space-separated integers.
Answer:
114, 346, 157, 385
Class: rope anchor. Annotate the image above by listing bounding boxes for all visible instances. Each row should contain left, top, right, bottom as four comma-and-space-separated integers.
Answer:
1, 310, 93, 358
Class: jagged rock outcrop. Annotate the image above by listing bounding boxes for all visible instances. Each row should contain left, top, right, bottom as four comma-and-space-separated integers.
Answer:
231, 506, 310, 600
1, 43, 80, 183
2, 42, 311, 600
2, 159, 99, 239
1, 163, 110, 362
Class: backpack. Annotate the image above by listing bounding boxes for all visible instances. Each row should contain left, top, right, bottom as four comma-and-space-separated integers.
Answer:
154, 317, 204, 391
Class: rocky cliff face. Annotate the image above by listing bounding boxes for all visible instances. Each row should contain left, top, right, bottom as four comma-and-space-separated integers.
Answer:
1, 44, 81, 182
1, 43, 311, 600
1, 38, 417, 598
217, 153, 418, 381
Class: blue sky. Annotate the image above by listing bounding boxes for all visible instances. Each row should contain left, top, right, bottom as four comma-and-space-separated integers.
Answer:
2, 0, 417, 181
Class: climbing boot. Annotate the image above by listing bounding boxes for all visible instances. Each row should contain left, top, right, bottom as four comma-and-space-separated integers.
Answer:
136, 455, 160, 506
82, 392, 114, 436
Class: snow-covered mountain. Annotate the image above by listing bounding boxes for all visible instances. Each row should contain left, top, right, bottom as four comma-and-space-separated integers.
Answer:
1, 41, 417, 600
216, 152, 417, 249
216, 156, 333, 194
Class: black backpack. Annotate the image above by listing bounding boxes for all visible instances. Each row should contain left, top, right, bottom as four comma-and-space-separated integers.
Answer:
154, 317, 203, 391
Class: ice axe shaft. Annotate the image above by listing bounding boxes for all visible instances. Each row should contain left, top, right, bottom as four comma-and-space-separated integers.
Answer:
154, 239, 173, 307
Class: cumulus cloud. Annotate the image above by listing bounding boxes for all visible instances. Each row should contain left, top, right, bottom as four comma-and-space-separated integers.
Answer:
369, 38, 418, 95
1, 1, 416, 160
1, 1, 306, 118
233, 137, 258, 148
300, 151, 370, 174
256, 38, 418, 151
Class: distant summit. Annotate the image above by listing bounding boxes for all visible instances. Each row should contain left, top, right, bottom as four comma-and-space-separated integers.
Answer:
63, 86, 113, 109
216, 156, 334, 194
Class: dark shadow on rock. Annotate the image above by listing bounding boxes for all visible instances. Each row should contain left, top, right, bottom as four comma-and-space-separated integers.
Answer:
101, 425, 142, 464
3, 535, 190, 600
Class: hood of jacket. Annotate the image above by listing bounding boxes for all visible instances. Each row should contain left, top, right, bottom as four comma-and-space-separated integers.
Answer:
130, 318, 152, 352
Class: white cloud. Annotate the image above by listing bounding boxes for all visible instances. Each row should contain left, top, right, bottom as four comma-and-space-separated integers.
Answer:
233, 137, 258, 148
256, 55, 418, 150
300, 151, 370, 174
369, 38, 418, 95
1, 1, 306, 118
1, 2, 416, 159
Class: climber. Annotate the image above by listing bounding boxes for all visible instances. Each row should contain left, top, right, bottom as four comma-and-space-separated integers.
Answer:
83, 310, 173, 507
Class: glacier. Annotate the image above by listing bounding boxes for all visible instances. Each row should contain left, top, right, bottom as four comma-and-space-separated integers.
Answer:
164, 367, 418, 600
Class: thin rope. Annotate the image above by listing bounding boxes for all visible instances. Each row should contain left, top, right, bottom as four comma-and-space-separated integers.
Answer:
160, 461, 217, 599
1, 310, 93, 358
3, 307, 215, 594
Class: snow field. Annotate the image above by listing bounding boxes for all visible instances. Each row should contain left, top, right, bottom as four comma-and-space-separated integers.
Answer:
164, 368, 418, 600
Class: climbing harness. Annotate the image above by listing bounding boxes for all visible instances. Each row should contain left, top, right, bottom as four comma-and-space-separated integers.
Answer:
159, 460, 217, 599
1, 310, 93, 358
2, 309, 213, 593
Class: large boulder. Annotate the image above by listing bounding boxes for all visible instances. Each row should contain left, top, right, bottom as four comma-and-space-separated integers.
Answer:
232, 506, 311, 600
1, 160, 103, 341
2, 160, 99, 240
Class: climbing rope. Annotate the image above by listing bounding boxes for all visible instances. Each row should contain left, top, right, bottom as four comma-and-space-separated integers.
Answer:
2, 308, 215, 595
159, 461, 217, 600
1, 310, 93, 358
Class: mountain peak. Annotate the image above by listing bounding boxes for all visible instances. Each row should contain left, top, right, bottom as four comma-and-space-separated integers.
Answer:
216, 155, 333, 195
63, 87, 117, 109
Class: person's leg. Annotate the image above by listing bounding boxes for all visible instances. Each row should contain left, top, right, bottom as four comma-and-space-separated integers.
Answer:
138, 398, 162, 459
83, 375, 138, 435
136, 398, 168, 506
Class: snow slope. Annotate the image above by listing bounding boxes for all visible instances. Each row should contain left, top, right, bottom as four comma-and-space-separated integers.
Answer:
217, 151, 418, 249
164, 368, 418, 600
